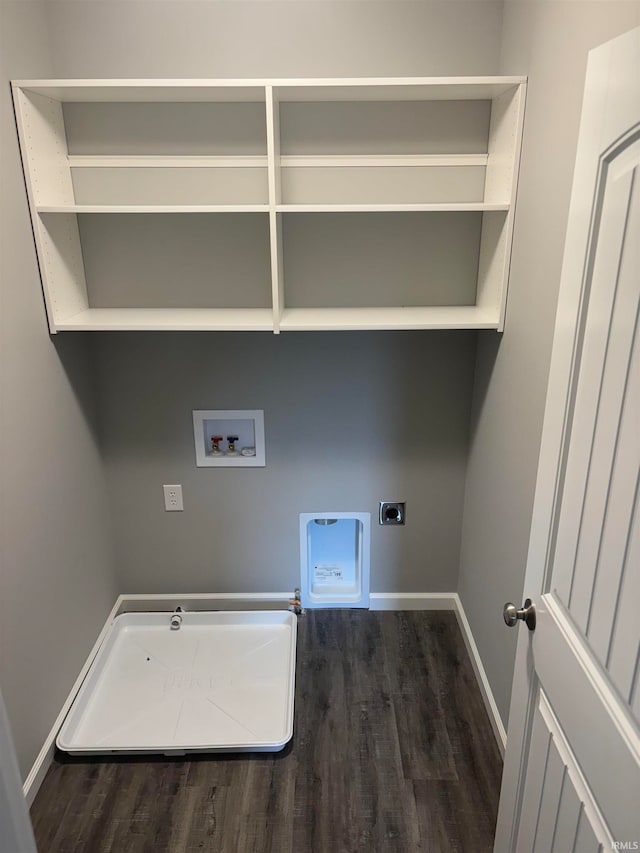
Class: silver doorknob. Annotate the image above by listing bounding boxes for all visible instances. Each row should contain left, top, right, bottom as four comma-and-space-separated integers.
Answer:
503, 598, 536, 631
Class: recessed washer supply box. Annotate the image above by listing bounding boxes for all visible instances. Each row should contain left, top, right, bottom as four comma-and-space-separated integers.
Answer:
193, 409, 265, 467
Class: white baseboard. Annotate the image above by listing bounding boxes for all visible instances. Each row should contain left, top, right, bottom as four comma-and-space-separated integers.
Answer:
22, 595, 124, 807
23, 589, 506, 805
452, 593, 507, 756
369, 592, 457, 610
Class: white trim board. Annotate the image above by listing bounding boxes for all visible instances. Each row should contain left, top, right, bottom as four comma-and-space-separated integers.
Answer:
369, 592, 457, 610
22, 595, 123, 806
453, 593, 507, 755
23, 590, 506, 805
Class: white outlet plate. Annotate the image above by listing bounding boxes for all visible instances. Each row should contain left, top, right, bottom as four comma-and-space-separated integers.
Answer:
163, 484, 183, 511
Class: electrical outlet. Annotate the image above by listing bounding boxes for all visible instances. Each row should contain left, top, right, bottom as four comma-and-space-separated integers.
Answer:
163, 484, 183, 511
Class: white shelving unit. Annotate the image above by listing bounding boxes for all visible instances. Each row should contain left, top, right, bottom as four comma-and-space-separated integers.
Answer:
12, 77, 526, 333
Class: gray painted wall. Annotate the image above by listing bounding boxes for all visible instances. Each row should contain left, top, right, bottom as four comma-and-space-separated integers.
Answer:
0, 2, 117, 778
46, 0, 503, 78
46, 1, 502, 597
457, 0, 640, 730
96, 332, 476, 593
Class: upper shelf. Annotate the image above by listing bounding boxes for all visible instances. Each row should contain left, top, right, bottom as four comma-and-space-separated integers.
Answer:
65, 154, 489, 168
37, 204, 508, 214
15, 76, 527, 103
275, 203, 509, 213
38, 205, 271, 213
60, 153, 501, 209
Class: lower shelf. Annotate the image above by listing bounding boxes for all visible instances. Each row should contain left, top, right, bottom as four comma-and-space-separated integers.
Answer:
53, 305, 500, 332
57, 611, 297, 754
279, 306, 500, 331
55, 307, 275, 332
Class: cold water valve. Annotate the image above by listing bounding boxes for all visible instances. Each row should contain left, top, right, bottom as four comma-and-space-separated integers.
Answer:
226, 435, 240, 456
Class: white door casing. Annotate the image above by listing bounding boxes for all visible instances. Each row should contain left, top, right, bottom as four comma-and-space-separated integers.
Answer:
495, 26, 640, 853
0, 688, 37, 853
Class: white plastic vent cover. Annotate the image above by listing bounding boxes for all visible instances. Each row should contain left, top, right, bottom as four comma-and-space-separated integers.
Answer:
299, 511, 370, 608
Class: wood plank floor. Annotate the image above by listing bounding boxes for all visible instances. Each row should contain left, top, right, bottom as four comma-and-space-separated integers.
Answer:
30, 611, 502, 852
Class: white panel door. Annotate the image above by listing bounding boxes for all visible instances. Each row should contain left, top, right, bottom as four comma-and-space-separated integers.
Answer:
495, 27, 640, 852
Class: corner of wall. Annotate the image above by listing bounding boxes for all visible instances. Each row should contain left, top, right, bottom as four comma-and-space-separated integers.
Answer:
0, 0, 118, 780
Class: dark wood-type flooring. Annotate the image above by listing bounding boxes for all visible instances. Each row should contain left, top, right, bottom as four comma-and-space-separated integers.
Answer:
30, 611, 502, 852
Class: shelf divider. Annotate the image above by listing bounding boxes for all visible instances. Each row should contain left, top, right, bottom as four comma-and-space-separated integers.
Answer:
266, 85, 284, 333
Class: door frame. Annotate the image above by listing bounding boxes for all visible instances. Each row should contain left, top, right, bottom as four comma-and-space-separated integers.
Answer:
494, 26, 640, 850
0, 688, 37, 852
